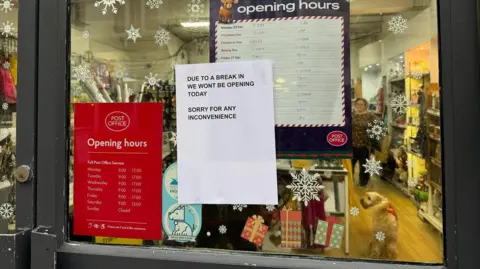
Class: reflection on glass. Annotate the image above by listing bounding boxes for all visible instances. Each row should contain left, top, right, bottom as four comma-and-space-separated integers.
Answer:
0, 0, 17, 234
68, 0, 443, 263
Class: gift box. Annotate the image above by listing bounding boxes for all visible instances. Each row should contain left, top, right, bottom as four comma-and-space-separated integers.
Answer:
241, 215, 269, 246
280, 209, 302, 248
314, 216, 344, 249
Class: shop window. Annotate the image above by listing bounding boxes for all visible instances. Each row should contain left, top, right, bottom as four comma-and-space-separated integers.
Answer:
0, 0, 17, 234
68, 0, 443, 263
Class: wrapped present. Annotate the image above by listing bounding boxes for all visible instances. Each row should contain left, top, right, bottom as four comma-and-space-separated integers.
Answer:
314, 216, 344, 249
280, 209, 302, 248
241, 215, 269, 246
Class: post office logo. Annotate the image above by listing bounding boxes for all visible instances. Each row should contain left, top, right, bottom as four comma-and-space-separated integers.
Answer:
105, 111, 130, 132
327, 131, 348, 147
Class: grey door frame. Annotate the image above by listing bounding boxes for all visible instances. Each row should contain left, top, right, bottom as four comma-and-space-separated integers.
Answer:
31, 0, 479, 268
0, 0, 39, 268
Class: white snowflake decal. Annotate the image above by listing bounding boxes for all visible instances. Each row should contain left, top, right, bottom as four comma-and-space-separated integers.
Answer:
218, 225, 227, 234
287, 168, 323, 206
2, 61, 9, 70
94, 0, 125, 15
265, 205, 276, 212
407, 178, 418, 188
1, 21, 15, 37
375, 231, 386, 241
187, 0, 204, 20
73, 64, 93, 82
390, 94, 407, 114
154, 29, 170, 46
367, 120, 387, 141
0, 203, 13, 219
232, 204, 247, 212
2, 103, 8, 110
125, 24, 142, 43
1, 0, 13, 13
146, 0, 162, 9
169, 132, 177, 146
144, 72, 160, 89
350, 206, 360, 217
363, 156, 382, 176
82, 30, 90, 39
388, 15, 408, 35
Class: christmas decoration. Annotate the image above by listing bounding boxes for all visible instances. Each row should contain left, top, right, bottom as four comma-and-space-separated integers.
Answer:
363, 156, 382, 176
125, 24, 141, 43
94, 0, 125, 15
241, 215, 269, 246
232, 204, 247, 212
280, 209, 302, 248
388, 15, 408, 35
287, 168, 323, 206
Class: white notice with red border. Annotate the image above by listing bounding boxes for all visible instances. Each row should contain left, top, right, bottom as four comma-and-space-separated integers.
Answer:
215, 17, 345, 127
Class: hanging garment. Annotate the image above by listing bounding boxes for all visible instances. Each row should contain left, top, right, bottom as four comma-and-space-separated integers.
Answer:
0, 69, 17, 103
302, 191, 327, 248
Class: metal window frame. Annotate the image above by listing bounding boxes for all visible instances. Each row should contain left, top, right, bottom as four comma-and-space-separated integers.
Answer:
31, 0, 479, 268
0, 0, 39, 268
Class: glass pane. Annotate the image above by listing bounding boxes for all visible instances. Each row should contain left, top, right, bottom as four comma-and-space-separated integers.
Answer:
0, 0, 17, 234
68, 0, 443, 263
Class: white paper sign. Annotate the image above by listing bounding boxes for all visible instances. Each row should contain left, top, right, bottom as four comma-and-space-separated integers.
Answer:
175, 60, 278, 205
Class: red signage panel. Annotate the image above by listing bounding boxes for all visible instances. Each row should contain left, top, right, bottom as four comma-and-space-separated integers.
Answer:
73, 103, 163, 240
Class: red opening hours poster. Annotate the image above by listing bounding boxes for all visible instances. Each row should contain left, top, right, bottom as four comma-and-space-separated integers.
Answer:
73, 103, 163, 240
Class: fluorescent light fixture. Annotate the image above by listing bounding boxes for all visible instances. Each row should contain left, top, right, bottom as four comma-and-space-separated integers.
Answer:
181, 21, 209, 27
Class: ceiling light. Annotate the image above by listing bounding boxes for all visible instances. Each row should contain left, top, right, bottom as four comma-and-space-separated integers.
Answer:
376, 63, 380, 66
181, 21, 209, 28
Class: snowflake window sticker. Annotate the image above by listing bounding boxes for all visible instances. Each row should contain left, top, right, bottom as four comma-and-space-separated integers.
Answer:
73, 65, 93, 83
388, 15, 408, 35
350, 206, 360, 217
82, 30, 90, 39
232, 204, 247, 212
363, 156, 382, 176
265, 205, 276, 212
2, 103, 8, 110
218, 225, 227, 234
125, 24, 142, 43
1, 21, 15, 37
1, 0, 13, 13
94, 0, 125, 15
2, 61, 9, 70
146, 0, 162, 9
287, 168, 323, 206
144, 73, 160, 89
391, 94, 408, 114
367, 119, 387, 141
154, 29, 170, 46
187, 0, 205, 21
407, 178, 418, 188
0, 203, 13, 219
375, 231, 386, 242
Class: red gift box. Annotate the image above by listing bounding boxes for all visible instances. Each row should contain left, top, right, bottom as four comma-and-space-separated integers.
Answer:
280, 209, 302, 248
241, 215, 269, 246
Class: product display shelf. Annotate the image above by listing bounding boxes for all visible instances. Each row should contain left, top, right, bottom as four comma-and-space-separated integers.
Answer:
418, 181, 443, 233
276, 160, 350, 254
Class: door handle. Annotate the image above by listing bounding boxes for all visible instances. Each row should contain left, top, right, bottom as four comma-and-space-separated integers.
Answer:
15, 165, 32, 183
